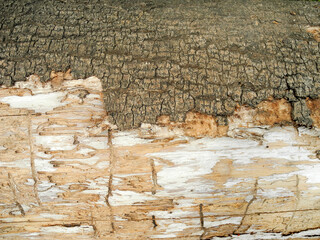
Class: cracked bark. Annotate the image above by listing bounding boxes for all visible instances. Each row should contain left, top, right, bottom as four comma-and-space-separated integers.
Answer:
0, 0, 319, 130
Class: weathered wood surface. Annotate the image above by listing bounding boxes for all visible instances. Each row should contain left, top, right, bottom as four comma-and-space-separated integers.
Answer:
1, 77, 320, 239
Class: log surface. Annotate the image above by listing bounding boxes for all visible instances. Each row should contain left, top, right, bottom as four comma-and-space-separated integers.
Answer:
1, 77, 320, 239
0, 0, 320, 129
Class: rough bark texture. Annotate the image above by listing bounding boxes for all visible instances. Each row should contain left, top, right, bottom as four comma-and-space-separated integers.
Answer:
0, 0, 319, 130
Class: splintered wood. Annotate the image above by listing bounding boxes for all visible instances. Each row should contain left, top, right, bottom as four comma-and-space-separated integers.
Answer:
1, 76, 320, 239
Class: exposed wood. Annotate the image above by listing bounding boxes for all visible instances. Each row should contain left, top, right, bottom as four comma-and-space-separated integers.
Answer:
1, 76, 320, 239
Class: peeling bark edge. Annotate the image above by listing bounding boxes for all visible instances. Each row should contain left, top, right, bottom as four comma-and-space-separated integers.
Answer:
2, 74, 320, 138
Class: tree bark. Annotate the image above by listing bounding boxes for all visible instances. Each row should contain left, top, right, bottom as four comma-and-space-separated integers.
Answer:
0, 0, 319, 129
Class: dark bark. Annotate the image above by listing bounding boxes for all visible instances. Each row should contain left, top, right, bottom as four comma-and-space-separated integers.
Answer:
0, 0, 319, 129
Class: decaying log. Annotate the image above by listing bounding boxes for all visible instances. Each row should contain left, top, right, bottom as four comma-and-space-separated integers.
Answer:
1, 0, 320, 238
1, 76, 320, 239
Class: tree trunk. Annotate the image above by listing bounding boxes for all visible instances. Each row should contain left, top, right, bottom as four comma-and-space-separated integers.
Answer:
0, 0, 319, 130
